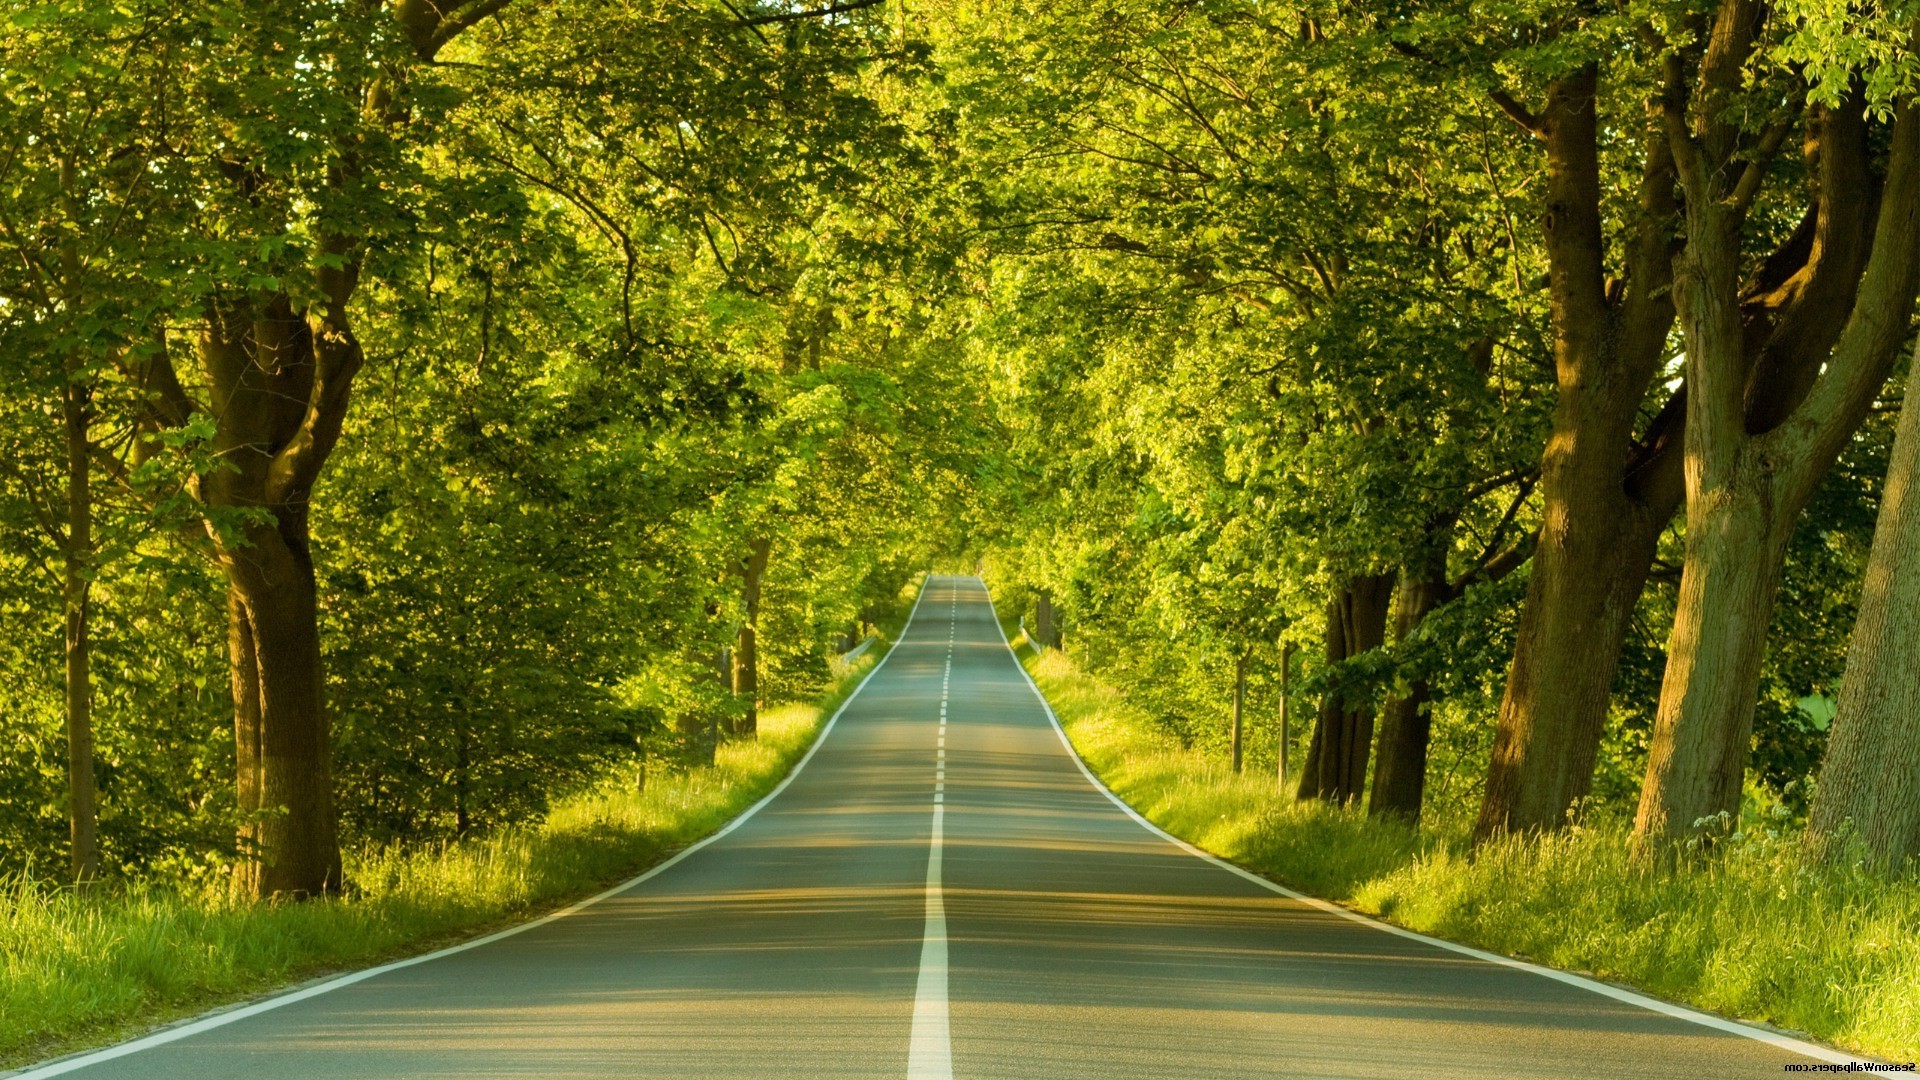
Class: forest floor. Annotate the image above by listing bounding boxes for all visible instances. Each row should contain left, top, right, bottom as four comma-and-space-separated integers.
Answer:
1007, 628, 1920, 1067
0, 634, 901, 1072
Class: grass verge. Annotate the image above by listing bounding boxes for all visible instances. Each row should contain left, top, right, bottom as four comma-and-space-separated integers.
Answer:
1, 619, 905, 1071
1011, 631, 1920, 1065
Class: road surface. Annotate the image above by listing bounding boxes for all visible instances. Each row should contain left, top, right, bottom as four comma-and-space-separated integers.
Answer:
23, 576, 1844, 1078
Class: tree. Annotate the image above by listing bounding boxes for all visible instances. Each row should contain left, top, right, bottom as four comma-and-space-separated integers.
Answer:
0, 0, 185, 883
1632, 5, 1920, 848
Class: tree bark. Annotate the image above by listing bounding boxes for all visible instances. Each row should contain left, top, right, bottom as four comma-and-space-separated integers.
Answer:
1632, 489, 1785, 843
731, 537, 771, 738
221, 514, 343, 898
1229, 650, 1246, 773
1298, 573, 1393, 804
1475, 66, 1685, 839
1808, 340, 1920, 869
62, 370, 99, 885
1369, 543, 1451, 823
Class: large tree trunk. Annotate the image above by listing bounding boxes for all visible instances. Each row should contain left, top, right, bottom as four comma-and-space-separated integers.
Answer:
62, 371, 99, 885
1478, 472, 1671, 838
1298, 574, 1393, 804
1808, 342, 1920, 869
1636, 87, 1920, 850
222, 513, 343, 898
1475, 67, 1684, 839
1632, 194, 1779, 847
731, 537, 771, 738
1369, 544, 1451, 823
1632, 490, 1785, 842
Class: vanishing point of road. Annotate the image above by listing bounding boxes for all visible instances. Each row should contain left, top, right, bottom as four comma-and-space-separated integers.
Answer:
22, 576, 1847, 1079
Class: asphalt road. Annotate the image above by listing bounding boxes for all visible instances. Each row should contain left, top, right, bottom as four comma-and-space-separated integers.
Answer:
24, 575, 1845, 1079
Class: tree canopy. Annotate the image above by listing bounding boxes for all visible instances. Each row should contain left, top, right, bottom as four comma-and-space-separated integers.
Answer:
4, 0, 1920, 893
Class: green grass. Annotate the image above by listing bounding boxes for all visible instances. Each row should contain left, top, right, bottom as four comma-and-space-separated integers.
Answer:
0, 636, 896, 1070
1013, 632, 1920, 1065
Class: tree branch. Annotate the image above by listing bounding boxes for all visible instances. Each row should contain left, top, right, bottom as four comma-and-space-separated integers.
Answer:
735, 0, 882, 27
1730, 109, 1798, 217
429, 0, 519, 57
1488, 87, 1545, 139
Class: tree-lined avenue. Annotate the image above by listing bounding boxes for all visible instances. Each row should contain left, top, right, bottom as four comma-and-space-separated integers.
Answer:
15, 577, 1842, 1079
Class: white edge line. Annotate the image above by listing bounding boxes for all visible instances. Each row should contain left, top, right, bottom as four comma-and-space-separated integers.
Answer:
975, 578, 1857, 1068
13, 576, 936, 1080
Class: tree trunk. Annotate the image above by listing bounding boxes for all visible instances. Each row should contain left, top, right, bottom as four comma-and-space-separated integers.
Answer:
1033, 589, 1056, 649
731, 537, 770, 738
454, 719, 472, 837
1808, 342, 1920, 869
1276, 641, 1292, 791
140, 2, 504, 897
1475, 67, 1683, 839
62, 372, 99, 885
197, 300, 355, 899
1633, 487, 1785, 845
1369, 546, 1451, 824
222, 512, 343, 899
1632, 197, 1778, 850
1229, 651, 1246, 773
1298, 574, 1393, 804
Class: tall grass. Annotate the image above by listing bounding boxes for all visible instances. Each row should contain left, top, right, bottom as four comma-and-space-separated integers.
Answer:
1, 643, 890, 1070
1017, 634, 1920, 1064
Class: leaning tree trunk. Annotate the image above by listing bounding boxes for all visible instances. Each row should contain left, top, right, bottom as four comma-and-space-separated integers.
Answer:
62, 369, 99, 885
1808, 342, 1920, 869
1298, 574, 1393, 804
1632, 198, 1784, 849
731, 537, 771, 738
1369, 543, 1450, 823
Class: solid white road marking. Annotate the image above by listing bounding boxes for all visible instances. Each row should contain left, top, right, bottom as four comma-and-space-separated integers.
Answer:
975, 579, 1856, 1068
